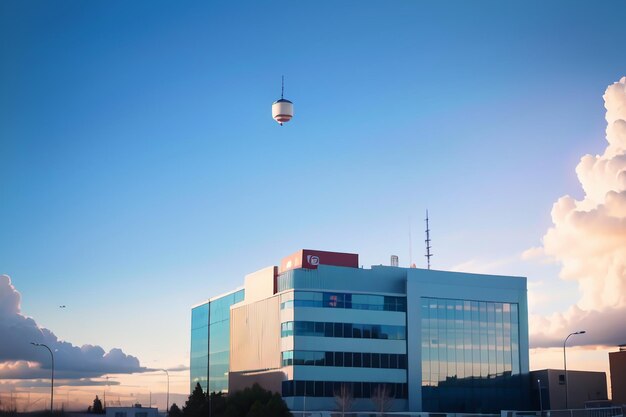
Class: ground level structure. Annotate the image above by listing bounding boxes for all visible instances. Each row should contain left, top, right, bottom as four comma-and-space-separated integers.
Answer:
191, 249, 531, 413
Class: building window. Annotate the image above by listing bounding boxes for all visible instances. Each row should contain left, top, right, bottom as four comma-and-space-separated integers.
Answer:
281, 350, 407, 369
281, 381, 407, 399
279, 290, 407, 312
280, 321, 406, 340
115, 413, 127, 417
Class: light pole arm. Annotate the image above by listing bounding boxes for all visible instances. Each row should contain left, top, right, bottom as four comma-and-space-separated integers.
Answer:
563, 331, 585, 409
563, 333, 573, 409
162, 369, 170, 415
32, 343, 54, 412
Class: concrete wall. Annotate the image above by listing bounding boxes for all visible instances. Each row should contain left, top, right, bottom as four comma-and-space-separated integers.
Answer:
532, 369, 608, 409
243, 266, 277, 304
230, 296, 282, 373
229, 369, 285, 394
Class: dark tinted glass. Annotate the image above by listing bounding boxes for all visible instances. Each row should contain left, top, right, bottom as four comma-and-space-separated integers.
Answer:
325, 351, 334, 366
335, 351, 344, 366
372, 353, 380, 368
344, 352, 353, 367
363, 353, 371, 367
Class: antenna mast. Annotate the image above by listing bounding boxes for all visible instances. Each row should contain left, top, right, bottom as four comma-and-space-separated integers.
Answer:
281, 75, 284, 99
425, 210, 432, 269
409, 218, 413, 268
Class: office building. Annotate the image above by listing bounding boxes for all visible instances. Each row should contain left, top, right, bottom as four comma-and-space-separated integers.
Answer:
609, 347, 626, 405
531, 369, 608, 410
190, 249, 530, 413
105, 406, 159, 417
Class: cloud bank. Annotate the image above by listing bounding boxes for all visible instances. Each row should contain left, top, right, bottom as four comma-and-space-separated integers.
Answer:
0, 274, 146, 380
527, 77, 626, 348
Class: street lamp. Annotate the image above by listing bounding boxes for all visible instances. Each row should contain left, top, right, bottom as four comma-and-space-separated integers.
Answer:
162, 369, 169, 416
537, 379, 543, 412
563, 330, 586, 409
31, 342, 54, 412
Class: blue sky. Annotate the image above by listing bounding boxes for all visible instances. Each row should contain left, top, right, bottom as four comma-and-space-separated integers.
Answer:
2, 0, 626, 399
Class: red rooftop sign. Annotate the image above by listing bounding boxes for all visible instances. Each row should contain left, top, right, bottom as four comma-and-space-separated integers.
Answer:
280, 249, 359, 273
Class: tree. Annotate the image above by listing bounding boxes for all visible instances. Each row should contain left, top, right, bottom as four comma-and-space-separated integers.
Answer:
182, 383, 207, 417
371, 384, 394, 415
92, 396, 104, 414
169, 403, 183, 417
224, 384, 272, 417
180, 383, 290, 417
263, 393, 291, 417
208, 391, 227, 417
244, 401, 264, 417
334, 384, 353, 417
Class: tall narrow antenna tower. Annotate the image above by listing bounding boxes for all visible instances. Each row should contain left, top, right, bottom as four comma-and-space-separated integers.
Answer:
425, 210, 433, 269
408, 218, 413, 268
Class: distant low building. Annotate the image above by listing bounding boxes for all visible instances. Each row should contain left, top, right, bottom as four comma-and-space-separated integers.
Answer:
609, 346, 626, 406
105, 406, 159, 417
531, 369, 608, 410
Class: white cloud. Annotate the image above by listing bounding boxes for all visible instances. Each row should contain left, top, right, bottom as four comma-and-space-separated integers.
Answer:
0, 274, 146, 380
449, 256, 518, 274
528, 77, 626, 348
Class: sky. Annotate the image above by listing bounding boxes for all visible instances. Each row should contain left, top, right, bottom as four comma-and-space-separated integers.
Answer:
1, 0, 626, 411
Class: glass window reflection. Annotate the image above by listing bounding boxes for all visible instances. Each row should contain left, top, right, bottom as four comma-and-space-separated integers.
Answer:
421, 297, 522, 412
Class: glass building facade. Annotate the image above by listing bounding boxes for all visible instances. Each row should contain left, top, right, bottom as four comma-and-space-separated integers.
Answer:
190, 302, 209, 392
189, 289, 244, 393
420, 297, 526, 412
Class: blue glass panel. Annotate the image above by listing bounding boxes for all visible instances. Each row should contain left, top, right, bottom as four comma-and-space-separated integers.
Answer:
191, 290, 245, 394
190, 303, 209, 393
421, 297, 525, 412
281, 321, 406, 340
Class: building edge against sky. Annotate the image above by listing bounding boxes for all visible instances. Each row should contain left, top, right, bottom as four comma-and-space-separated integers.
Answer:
190, 249, 530, 413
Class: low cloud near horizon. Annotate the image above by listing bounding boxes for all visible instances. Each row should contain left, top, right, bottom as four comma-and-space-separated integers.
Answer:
0, 274, 147, 380
526, 77, 626, 349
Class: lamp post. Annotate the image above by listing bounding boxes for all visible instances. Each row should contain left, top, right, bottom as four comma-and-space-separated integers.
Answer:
162, 369, 170, 416
563, 330, 586, 409
537, 379, 543, 412
31, 342, 54, 412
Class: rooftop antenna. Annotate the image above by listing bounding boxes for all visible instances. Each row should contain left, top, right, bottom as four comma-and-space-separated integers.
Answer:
425, 210, 432, 269
409, 218, 413, 268
281, 75, 284, 99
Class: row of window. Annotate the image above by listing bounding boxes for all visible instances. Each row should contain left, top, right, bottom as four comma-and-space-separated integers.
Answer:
280, 291, 406, 312
280, 321, 406, 340
281, 350, 407, 369
281, 380, 408, 399
421, 297, 521, 386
